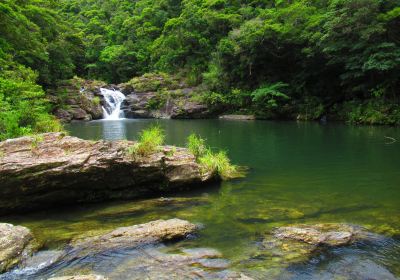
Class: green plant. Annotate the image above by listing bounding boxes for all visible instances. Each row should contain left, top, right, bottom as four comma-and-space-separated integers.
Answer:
127, 125, 165, 158
187, 134, 207, 159
186, 133, 245, 180
251, 82, 290, 109
92, 96, 101, 106
199, 150, 245, 180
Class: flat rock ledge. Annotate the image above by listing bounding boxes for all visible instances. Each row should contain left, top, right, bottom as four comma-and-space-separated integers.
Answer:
0, 223, 36, 273
70, 219, 198, 255
0, 133, 216, 215
219, 115, 256, 120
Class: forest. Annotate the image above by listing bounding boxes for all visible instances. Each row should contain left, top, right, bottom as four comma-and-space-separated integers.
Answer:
1, 0, 400, 140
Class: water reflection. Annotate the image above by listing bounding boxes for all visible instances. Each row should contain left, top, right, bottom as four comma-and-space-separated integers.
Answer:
100, 120, 127, 140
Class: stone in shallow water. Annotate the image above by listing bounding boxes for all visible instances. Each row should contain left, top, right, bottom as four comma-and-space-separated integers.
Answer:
196, 258, 231, 269
272, 223, 362, 246
181, 248, 223, 259
48, 275, 107, 280
70, 219, 198, 256
0, 223, 37, 273
241, 223, 386, 276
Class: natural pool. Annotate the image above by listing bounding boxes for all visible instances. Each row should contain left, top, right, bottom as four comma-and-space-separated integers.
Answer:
2, 119, 400, 279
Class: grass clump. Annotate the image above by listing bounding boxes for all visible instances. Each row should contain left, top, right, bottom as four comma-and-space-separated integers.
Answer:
186, 134, 245, 180
127, 125, 165, 158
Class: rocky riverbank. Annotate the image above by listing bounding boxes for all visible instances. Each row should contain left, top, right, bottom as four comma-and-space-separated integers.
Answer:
0, 219, 252, 279
0, 133, 217, 215
1, 220, 396, 279
49, 74, 213, 122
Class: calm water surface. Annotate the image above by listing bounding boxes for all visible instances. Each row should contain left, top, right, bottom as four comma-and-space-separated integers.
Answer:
3, 119, 400, 279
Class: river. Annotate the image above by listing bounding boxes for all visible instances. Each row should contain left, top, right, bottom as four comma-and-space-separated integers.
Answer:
3, 119, 400, 279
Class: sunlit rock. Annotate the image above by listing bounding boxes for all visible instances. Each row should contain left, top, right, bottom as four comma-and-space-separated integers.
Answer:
0, 223, 37, 273
48, 275, 107, 280
0, 133, 216, 214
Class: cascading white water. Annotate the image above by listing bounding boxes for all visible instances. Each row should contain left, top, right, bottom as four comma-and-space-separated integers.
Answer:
100, 88, 126, 120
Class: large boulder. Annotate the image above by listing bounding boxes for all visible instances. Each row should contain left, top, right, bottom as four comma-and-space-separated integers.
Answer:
0, 133, 216, 214
0, 223, 37, 273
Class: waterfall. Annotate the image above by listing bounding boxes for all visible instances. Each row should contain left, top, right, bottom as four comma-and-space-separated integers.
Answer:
100, 88, 126, 120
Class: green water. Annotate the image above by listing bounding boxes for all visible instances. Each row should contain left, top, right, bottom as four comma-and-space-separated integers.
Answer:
3, 119, 400, 279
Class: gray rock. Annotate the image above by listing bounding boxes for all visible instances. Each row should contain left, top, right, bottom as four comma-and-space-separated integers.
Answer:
70, 219, 198, 255
272, 223, 366, 246
0, 223, 36, 273
219, 115, 256, 120
48, 275, 107, 280
0, 133, 216, 214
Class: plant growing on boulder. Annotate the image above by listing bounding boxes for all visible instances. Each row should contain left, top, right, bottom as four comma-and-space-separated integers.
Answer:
127, 125, 165, 158
186, 134, 245, 180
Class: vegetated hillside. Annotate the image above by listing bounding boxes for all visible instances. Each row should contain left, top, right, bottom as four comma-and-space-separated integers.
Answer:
1, 0, 400, 139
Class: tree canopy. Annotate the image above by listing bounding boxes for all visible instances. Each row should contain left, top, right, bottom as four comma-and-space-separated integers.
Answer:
0, 0, 400, 139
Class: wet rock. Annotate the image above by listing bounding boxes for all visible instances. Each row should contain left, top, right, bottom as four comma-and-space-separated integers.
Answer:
48, 275, 107, 280
321, 258, 398, 280
86, 246, 251, 280
181, 248, 222, 259
272, 223, 365, 246
252, 223, 381, 269
0, 223, 37, 273
70, 219, 198, 255
0, 133, 216, 214
219, 115, 256, 120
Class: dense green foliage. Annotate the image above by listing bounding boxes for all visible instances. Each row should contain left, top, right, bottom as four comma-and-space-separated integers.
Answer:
1, 0, 400, 139
0, 54, 62, 141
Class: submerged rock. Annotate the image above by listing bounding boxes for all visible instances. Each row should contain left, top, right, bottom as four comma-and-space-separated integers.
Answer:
0, 133, 216, 214
48, 275, 107, 280
272, 223, 363, 246
10, 220, 252, 280
70, 219, 198, 255
255, 223, 380, 267
0, 223, 37, 273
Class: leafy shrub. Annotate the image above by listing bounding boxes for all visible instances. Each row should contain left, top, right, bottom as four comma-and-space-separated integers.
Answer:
0, 60, 64, 141
251, 82, 290, 110
126, 73, 181, 93
127, 125, 165, 158
186, 133, 245, 180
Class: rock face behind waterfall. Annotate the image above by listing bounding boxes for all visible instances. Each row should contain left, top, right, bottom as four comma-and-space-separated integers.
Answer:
49, 78, 105, 122
119, 73, 212, 119
0, 133, 216, 215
